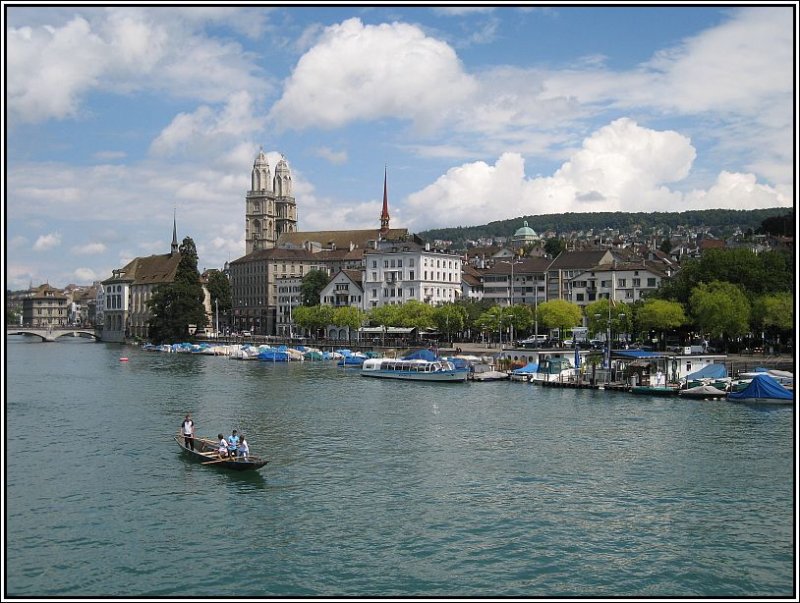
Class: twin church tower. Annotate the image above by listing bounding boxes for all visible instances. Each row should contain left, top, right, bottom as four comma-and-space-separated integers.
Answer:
245, 148, 297, 254
244, 148, 393, 256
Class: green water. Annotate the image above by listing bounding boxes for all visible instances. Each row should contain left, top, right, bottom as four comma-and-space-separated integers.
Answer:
5, 337, 795, 597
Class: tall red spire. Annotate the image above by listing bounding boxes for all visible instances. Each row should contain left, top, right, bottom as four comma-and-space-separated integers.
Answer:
380, 165, 390, 234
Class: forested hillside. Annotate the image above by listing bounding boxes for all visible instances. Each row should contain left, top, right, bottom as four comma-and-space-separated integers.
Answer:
417, 208, 791, 248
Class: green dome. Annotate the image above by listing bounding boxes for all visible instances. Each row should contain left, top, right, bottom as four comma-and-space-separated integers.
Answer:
514, 221, 537, 238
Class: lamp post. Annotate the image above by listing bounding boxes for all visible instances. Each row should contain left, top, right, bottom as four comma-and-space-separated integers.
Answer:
501, 258, 523, 345
215, 298, 219, 338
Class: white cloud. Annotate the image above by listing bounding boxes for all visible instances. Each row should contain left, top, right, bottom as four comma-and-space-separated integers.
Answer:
270, 18, 477, 130
33, 233, 62, 251
405, 118, 788, 231
315, 147, 348, 165
150, 91, 264, 157
7, 10, 268, 123
73, 267, 98, 282
72, 242, 108, 255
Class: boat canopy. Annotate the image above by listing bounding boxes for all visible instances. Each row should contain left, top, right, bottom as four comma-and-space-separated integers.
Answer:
685, 364, 728, 380
728, 374, 793, 401
512, 362, 539, 374
403, 348, 438, 361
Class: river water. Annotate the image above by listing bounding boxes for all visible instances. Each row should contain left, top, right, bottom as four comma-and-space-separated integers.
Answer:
5, 337, 795, 597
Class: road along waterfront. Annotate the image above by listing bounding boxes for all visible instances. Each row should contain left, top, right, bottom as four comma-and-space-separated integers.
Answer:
5, 336, 795, 597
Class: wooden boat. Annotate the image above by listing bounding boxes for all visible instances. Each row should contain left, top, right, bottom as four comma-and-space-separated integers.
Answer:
174, 435, 269, 471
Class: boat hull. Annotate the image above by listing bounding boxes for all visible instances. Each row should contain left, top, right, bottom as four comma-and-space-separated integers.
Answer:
361, 370, 468, 382
174, 436, 268, 471
631, 385, 679, 396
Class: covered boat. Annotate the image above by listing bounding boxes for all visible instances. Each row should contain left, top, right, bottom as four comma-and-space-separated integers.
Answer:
511, 361, 538, 382
174, 436, 269, 471
678, 384, 728, 400
683, 363, 730, 389
727, 374, 794, 405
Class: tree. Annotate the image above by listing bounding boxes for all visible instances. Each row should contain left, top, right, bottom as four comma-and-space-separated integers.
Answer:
544, 237, 565, 258
537, 299, 582, 340
636, 299, 686, 349
432, 304, 467, 342
293, 305, 334, 337
585, 300, 632, 341
395, 300, 435, 330
751, 292, 792, 350
659, 238, 673, 255
475, 306, 508, 342
147, 237, 207, 344
300, 269, 330, 306
205, 269, 231, 330
367, 304, 401, 327
689, 281, 750, 351
506, 304, 533, 341
332, 306, 365, 341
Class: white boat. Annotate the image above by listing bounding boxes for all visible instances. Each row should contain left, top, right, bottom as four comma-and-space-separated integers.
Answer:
530, 356, 576, 383
361, 358, 468, 382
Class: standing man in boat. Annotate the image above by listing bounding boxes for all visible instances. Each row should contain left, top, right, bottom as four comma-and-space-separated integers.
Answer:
181, 413, 195, 451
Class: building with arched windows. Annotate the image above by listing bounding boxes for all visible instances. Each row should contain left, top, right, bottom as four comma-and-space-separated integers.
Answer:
245, 149, 298, 254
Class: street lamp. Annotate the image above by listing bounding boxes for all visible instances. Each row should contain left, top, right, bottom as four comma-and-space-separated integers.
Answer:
500, 258, 523, 344
215, 298, 219, 338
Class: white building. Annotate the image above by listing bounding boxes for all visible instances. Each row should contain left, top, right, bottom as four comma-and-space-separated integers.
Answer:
362, 240, 462, 309
568, 260, 674, 307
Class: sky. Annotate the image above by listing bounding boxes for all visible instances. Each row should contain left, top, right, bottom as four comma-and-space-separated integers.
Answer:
4, 3, 796, 291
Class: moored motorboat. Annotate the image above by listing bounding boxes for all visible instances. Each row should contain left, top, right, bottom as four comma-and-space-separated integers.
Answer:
678, 384, 728, 400
174, 435, 269, 471
631, 385, 679, 396
727, 374, 794, 405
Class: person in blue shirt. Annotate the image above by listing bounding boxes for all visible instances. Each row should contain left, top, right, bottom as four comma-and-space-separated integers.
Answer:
227, 430, 240, 457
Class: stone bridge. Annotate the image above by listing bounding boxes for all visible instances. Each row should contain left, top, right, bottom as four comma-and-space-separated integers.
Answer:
6, 326, 102, 342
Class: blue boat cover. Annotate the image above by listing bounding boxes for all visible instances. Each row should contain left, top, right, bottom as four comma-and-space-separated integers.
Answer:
728, 374, 793, 401
685, 364, 728, 380
403, 349, 438, 361
613, 350, 667, 359
512, 362, 539, 374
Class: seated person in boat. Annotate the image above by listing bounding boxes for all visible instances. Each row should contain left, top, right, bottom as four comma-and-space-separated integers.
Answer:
227, 430, 240, 456
217, 434, 230, 458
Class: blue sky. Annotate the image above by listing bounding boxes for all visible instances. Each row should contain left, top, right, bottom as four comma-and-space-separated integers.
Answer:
5, 4, 795, 290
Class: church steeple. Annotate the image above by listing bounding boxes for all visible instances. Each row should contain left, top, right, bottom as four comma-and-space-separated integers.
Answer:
171, 210, 179, 256
380, 165, 390, 234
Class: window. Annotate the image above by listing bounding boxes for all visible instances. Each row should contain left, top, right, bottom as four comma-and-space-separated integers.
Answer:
647, 278, 657, 287
633, 278, 641, 287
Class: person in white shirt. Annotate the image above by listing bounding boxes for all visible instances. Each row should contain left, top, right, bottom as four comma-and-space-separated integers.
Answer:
217, 434, 229, 458
238, 435, 249, 459
181, 414, 195, 451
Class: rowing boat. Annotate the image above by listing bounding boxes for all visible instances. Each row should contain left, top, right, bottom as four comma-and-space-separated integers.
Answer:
174, 435, 269, 471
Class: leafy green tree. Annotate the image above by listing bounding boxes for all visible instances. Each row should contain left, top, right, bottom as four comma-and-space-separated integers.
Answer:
395, 300, 435, 330
432, 304, 467, 343
300, 269, 330, 306
205, 269, 231, 330
537, 299, 582, 340
636, 299, 686, 349
367, 304, 401, 327
147, 237, 207, 344
585, 300, 632, 341
544, 238, 565, 258
475, 306, 508, 342
659, 238, 672, 255
689, 281, 750, 351
751, 292, 793, 349
293, 305, 334, 337
657, 248, 793, 304
757, 212, 794, 236
332, 306, 365, 340
506, 304, 533, 341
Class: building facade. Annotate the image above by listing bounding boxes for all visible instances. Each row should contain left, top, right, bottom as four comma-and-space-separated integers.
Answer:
22, 284, 68, 327
362, 240, 463, 309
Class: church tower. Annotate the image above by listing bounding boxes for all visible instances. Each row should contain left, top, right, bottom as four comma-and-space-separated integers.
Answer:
273, 155, 297, 238
245, 148, 297, 255
380, 165, 390, 235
